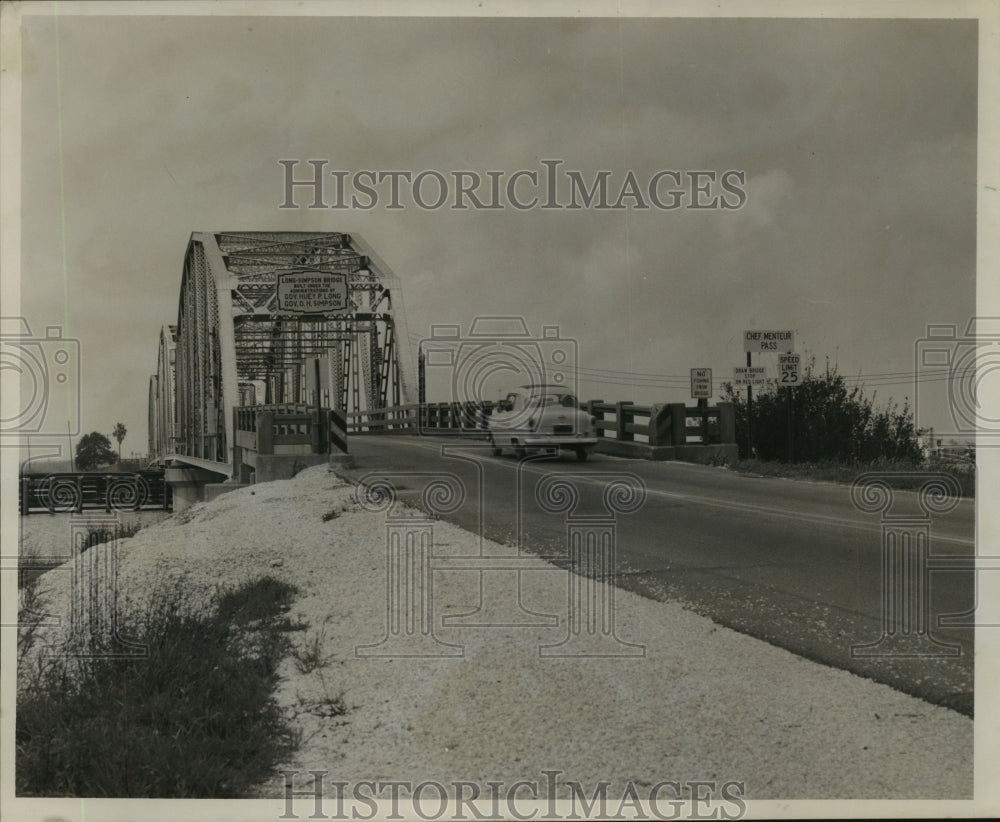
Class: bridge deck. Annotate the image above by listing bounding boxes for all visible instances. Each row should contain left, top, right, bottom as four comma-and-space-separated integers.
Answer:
154, 454, 233, 479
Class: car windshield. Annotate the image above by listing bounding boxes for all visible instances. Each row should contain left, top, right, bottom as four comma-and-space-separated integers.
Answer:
498, 388, 578, 411
525, 389, 577, 407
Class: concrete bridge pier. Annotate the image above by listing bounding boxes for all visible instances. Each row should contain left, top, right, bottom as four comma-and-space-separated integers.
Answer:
164, 465, 244, 513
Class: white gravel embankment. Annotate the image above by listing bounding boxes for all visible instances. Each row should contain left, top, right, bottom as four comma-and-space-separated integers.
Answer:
24, 465, 972, 799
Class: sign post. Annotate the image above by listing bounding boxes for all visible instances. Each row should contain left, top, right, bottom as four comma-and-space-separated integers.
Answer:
745, 352, 753, 457
742, 331, 795, 459
691, 368, 713, 443
778, 354, 801, 462
786, 381, 794, 462
733, 365, 768, 454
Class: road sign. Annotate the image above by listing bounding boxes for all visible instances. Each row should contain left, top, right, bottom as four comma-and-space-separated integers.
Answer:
733, 366, 767, 387
744, 330, 795, 353
690, 367, 712, 399
778, 354, 801, 386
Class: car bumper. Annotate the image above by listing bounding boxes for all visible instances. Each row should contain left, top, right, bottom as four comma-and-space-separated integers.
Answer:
520, 437, 599, 448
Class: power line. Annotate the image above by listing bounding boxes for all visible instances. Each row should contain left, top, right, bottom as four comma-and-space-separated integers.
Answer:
408, 333, 963, 387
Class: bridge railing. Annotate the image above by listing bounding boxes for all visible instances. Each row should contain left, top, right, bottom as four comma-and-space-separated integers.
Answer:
347, 403, 420, 434
19, 471, 172, 514
586, 401, 734, 446
347, 401, 500, 434
345, 400, 735, 446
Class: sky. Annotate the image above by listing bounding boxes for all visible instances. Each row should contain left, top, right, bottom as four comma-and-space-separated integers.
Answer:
5, 5, 988, 459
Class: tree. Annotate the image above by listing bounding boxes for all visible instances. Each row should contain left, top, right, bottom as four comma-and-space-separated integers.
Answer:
112, 422, 127, 464
75, 432, 117, 471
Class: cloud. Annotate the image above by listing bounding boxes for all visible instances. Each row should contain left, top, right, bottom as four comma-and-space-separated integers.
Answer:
717, 168, 795, 243
14, 14, 979, 440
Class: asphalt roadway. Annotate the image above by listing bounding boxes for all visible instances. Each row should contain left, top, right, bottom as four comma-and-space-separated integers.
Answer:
339, 435, 976, 717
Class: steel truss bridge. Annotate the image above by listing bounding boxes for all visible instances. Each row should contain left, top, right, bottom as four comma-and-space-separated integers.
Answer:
148, 231, 416, 466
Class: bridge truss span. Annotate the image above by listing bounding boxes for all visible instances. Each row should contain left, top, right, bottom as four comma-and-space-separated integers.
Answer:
155, 231, 416, 463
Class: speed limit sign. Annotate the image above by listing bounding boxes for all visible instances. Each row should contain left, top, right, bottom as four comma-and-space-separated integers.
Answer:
779, 354, 801, 385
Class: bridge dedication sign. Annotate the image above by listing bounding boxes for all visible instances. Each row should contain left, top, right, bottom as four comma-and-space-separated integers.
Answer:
276, 269, 349, 314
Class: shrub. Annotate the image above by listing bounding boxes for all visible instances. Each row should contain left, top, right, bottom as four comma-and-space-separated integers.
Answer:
16, 577, 302, 797
214, 575, 298, 625
722, 358, 924, 464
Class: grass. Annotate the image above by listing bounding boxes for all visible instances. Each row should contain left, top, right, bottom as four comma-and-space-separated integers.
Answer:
299, 681, 347, 719
16, 575, 309, 797
287, 619, 345, 719
729, 457, 975, 498
291, 624, 336, 674
16, 578, 52, 668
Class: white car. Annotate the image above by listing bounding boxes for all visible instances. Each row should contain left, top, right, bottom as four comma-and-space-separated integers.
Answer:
487, 384, 598, 461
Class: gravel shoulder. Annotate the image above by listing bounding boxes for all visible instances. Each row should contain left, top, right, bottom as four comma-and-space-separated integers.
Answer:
22, 465, 973, 801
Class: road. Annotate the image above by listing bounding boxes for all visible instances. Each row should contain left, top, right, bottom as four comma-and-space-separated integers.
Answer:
340, 435, 976, 716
